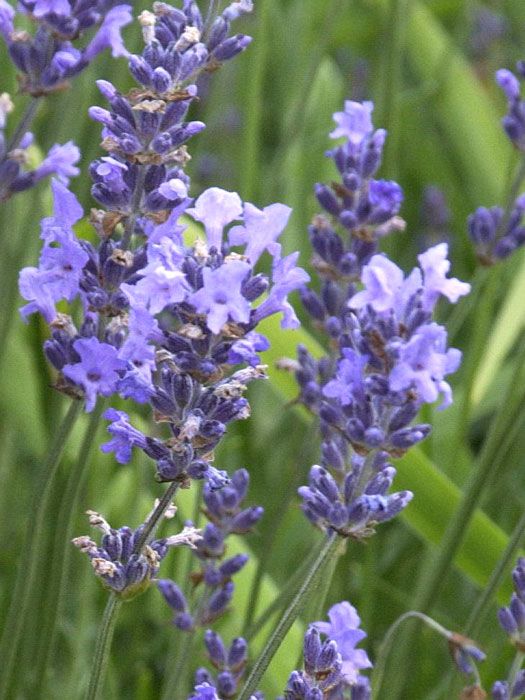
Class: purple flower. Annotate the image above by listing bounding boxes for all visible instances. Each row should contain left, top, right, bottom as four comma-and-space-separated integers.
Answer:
34, 142, 80, 184
389, 323, 462, 408
496, 68, 521, 101
323, 348, 367, 406
191, 259, 252, 334
84, 5, 132, 61
349, 255, 405, 313
228, 201, 292, 265
19, 231, 89, 321
32, 0, 70, 17
313, 602, 372, 685
188, 187, 243, 251
93, 157, 128, 193
330, 100, 374, 144
228, 331, 269, 366
101, 408, 148, 464
63, 337, 127, 411
418, 243, 471, 310
253, 247, 310, 328
49, 179, 83, 226
190, 683, 220, 700
122, 237, 189, 314
0, 0, 14, 39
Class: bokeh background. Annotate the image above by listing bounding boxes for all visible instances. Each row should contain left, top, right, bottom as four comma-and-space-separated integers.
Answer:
2, 0, 525, 697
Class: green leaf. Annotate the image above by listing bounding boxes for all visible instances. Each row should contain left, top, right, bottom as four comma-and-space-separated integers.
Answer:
472, 251, 525, 407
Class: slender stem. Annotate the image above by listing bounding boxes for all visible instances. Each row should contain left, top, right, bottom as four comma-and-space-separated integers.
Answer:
160, 483, 202, 700
85, 594, 123, 700
372, 611, 456, 699
467, 509, 525, 639
245, 542, 328, 642
133, 480, 180, 553
377, 0, 409, 182
121, 165, 146, 250
35, 401, 105, 693
508, 651, 525, 695
3, 98, 41, 157
243, 428, 318, 636
170, 630, 197, 700
237, 534, 342, 700
445, 507, 525, 697
0, 400, 82, 699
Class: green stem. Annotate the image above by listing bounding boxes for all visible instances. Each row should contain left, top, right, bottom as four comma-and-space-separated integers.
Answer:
170, 630, 197, 700
121, 165, 146, 250
508, 651, 525, 695
133, 480, 179, 554
446, 508, 525, 697
376, 0, 409, 182
34, 401, 105, 694
372, 611, 452, 699
467, 509, 525, 639
242, 427, 318, 636
3, 98, 41, 158
0, 400, 82, 699
237, 534, 342, 700
245, 542, 327, 642
160, 483, 202, 700
85, 594, 123, 700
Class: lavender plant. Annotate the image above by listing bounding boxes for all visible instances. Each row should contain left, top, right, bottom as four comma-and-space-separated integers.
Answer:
0, 0, 132, 201
8, 2, 525, 699
13, 0, 312, 697
295, 101, 469, 537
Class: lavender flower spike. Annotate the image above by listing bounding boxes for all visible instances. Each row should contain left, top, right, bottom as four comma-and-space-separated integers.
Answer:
313, 601, 372, 685
284, 599, 371, 698
72, 507, 202, 600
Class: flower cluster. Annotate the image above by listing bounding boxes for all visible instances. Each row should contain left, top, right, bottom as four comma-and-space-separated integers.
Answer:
0, 94, 80, 201
72, 505, 201, 600
19, 2, 308, 490
189, 630, 256, 699
0, 0, 132, 95
492, 674, 525, 700
466, 64, 525, 264
158, 468, 262, 628
497, 557, 525, 647
283, 602, 372, 699
487, 557, 525, 698
294, 101, 469, 537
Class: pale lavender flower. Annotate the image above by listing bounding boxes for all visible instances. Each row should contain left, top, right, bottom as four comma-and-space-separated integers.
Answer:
330, 100, 374, 144
62, 337, 126, 411
228, 202, 292, 265
389, 323, 462, 409
191, 260, 252, 334
313, 602, 372, 685
187, 187, 243, 250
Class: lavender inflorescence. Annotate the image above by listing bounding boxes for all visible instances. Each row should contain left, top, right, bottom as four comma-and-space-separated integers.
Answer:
189, 630, 257, 699
72, 504, 202, 599
283, 602, 372, 700
158, 468, 262, 628
467, 63, 525, 264
0, 92, 80, 199
19, 0, 308, 494
0, 0, 132, 96
294, 100, 469, 538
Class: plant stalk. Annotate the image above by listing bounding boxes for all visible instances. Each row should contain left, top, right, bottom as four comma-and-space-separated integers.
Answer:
237, 534, 341, 700
85, 594, 123, 700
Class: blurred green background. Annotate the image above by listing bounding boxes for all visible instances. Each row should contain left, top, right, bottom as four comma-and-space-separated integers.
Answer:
3, 0, 525, 697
